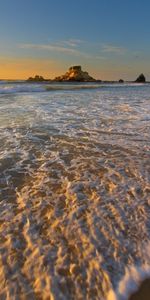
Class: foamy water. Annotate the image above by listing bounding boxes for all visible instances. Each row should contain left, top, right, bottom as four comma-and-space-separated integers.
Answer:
0, 82, 150, 299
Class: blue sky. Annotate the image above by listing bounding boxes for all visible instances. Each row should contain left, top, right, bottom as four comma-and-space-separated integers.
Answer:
0, 0, 150, 79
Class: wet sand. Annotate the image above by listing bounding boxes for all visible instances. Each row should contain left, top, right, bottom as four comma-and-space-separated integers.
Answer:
129, 278, 150, 300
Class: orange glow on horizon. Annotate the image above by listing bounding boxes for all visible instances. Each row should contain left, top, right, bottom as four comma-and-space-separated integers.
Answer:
0, 57, 65, 80
0, 57, 119, 80
0, 57, 146, 81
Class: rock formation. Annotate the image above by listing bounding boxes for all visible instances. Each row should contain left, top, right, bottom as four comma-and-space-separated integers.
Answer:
135, 73, 146, 83
27, 75, 47, 82
54, 66, 95, 82
119, 79, 124, 83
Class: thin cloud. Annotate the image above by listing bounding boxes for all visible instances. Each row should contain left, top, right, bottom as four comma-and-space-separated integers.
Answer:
18, 39, 116, 60
59, 39, 84, 47
20, 43, 81, 54
19, 42, 94, 59
101, 44, 127, 54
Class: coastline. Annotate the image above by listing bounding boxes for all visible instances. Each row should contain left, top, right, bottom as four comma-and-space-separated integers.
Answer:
0, 79, 149, 84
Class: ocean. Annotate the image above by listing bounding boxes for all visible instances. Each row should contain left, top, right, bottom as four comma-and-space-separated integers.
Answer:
0, 81, 150, 299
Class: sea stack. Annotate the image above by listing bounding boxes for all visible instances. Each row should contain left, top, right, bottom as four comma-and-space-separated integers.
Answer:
27, 75, 48, 82
135, 73, 146, 83
54, 65, 95, 82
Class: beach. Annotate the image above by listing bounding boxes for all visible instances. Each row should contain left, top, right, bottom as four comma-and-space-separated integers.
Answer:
0, 81, 149, 299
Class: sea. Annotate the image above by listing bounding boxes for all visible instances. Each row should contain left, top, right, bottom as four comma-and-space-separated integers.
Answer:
0, 81, 150, 300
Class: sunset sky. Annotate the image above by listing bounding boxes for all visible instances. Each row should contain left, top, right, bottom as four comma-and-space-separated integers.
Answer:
0, 0, 150, 80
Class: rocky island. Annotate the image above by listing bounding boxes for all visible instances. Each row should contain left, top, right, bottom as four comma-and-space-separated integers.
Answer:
135, 73, 146, 83
26, 67, 147, 84
27, 75, 50, 82
27, 66, 95, 82
54, 65, 95, 82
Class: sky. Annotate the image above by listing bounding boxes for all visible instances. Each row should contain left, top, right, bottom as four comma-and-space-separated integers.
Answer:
0, 0, 150, 80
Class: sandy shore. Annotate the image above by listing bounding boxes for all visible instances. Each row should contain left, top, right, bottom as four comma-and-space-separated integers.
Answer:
129, 278, 150, 300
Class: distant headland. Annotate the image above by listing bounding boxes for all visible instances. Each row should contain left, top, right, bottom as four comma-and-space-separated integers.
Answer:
27, 65, 146, 83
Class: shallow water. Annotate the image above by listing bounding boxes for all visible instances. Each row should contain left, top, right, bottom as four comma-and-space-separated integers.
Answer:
0, 82, 150, 299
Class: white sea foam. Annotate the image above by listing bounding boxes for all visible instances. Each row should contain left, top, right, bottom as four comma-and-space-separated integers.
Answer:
107, 243, 150, 300
0, 81, 148, 94
0, 84, 149, 299
0, 83, 46, 94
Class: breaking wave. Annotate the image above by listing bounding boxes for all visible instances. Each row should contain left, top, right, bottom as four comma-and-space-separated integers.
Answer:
0, 83, 45, 94
0, 81, 148, 94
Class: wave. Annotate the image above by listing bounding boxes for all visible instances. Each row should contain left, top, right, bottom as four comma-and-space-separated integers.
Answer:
0, 82, 148, 94
0, 84, 46, 94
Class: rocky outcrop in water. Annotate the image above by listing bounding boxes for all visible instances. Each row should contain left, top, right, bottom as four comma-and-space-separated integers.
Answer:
27, 75, 48, 82
54, 65, 95, 82
135, 73, 146, 83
